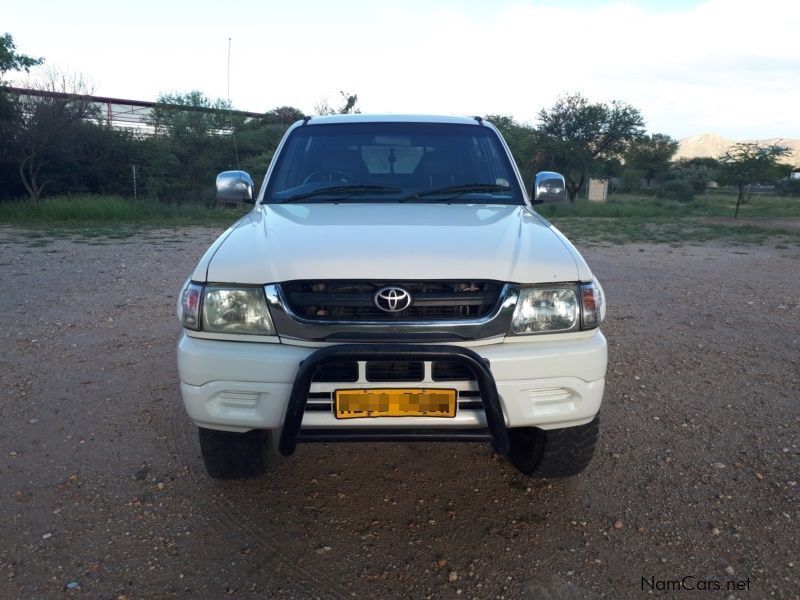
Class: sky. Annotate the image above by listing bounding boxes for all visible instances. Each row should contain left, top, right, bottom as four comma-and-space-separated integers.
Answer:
4, 0, 800, 139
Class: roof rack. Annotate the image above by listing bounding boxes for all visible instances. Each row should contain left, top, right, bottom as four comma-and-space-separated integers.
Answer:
302, 115, 312, 125
473, 116, 484, 125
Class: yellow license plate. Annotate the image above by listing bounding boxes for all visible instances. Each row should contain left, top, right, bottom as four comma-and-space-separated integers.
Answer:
335, 388, 457, 419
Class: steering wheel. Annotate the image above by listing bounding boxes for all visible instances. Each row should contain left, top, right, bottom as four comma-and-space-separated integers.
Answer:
303, 170, 355, 185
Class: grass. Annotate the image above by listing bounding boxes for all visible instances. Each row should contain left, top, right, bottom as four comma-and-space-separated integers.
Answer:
536, 191, 800, 220
537, 192, 800, 245
0, 195, 248, 227
549, 218, 798, 246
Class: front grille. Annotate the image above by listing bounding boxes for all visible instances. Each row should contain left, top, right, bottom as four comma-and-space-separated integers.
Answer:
366, 361, 424, 382
432, 361, 476, 381
282, 280, 502, 322
310, 360, 477, 383
312, 361, 359, 382
306, 360, 483, 414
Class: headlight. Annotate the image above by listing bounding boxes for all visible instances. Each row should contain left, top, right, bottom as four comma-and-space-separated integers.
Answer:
202, 286, 275, 335
510, 287, 580, 334
178, 282, 275, 335
509, 281, 605, 335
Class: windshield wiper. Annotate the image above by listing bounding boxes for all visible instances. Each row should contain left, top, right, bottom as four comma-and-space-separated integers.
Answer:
278, 184, 402, 203
400, 183, 511, 202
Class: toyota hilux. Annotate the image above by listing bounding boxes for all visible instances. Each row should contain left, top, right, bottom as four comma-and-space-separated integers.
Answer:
177, 114, 607, 479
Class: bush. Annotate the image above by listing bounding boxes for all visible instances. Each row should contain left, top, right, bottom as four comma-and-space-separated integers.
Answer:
655, 179, 694, 202
775, 178, 800, 197
618, 168, 644, 193
671, 165, 715, 194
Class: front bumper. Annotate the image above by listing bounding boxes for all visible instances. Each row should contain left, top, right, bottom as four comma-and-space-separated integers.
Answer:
278, 344, 509, 456
177, 331, 607, 437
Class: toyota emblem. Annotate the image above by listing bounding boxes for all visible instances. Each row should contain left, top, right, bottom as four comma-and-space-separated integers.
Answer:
374, 286, 413, 312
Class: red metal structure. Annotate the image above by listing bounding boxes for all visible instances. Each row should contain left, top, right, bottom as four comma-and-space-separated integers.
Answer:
4, 86, 264, 133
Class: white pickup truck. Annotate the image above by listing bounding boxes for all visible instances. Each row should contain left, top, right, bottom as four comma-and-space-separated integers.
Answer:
177, 115, 607, 479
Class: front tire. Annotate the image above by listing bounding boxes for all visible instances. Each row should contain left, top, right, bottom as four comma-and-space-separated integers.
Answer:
198, 427, 270, 480
508, 417, 599, 477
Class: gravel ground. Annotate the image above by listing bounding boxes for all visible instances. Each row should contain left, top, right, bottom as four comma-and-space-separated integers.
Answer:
1, 227, 798, 599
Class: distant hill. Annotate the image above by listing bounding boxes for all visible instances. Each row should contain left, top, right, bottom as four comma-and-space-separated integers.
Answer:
676, 133, 800, 167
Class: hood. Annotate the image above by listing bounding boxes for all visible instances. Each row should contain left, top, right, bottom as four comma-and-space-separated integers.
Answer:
202, 203, 587, 284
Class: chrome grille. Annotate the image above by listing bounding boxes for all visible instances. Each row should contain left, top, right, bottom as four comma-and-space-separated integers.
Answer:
281, 280, 502, 322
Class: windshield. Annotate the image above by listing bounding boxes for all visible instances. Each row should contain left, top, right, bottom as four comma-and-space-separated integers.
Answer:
264, 122, 523, 204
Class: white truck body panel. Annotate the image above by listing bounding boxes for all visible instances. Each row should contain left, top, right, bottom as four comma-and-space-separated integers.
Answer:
196, 203, 591, 285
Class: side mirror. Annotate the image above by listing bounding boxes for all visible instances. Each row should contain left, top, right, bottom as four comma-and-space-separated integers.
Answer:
216, 170, 255, 204
531, 171, 566, 204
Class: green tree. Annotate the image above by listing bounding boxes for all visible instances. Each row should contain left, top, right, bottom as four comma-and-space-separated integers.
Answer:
533, 94, 645, 202
0, 32, 43, 83
775, 177, 800, 197
144, 94, 308, 202
338, 91, 359, 114
485, 114, 537, 184
669, 164, 714, 194
71, 124, 139, 196
655, 178, 694, 202
150, 90, 234, 138
314, 90, 360, 115
717, 143, 791, 218
624, 133, 678, 187
0, 33, 45, 196
262, 106, 304, 125
674, 156, 720, 171
618, 167, 644, 193
237, 106, 305, 188
3, 69, 97, 200
149, 91, 241, 202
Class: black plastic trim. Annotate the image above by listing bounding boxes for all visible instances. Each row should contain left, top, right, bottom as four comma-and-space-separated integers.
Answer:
296, 428, 492, 443
458, 401, 484, 410
278, 344, 509, 457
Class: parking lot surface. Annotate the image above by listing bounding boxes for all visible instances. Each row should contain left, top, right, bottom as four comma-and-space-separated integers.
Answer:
1, 227, 798, 598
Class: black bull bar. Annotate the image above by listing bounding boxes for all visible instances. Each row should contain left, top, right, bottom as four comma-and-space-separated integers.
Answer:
278, 344, 510, 457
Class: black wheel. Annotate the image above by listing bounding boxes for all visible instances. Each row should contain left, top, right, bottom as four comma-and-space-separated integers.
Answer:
508, 417, 599, 477
198, 427, 270, 480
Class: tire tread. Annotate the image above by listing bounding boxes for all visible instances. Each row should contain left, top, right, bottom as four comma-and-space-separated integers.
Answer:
198, 427, 269, 480
509, 417, 599, 477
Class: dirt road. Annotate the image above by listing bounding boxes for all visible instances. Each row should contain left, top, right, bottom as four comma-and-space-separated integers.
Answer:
1, 227, 798, 599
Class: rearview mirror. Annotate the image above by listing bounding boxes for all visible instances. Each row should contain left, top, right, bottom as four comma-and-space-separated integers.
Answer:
531, 171, 566, 204
216, 170, 255, 204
